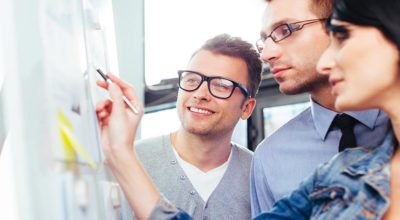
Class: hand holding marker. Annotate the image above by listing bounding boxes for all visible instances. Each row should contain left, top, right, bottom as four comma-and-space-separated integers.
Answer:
96, 68, 139, 114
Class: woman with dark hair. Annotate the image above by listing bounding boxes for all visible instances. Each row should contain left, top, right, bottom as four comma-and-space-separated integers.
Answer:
255, 0, 400, 219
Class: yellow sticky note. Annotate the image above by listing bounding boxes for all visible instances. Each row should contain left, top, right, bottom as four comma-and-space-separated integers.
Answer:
57, 110, 97, 169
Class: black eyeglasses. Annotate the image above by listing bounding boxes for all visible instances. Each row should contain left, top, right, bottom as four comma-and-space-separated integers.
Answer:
256, 18, 327, 53
178, 70, 250, 99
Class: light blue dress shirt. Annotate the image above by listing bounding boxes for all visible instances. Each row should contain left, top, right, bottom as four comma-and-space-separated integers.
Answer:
250, 98, 389, 218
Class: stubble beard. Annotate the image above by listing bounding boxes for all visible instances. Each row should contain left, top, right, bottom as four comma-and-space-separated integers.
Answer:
279, 72, 329, 95
179, 112, 216, 137
180, 118, 233, 140
184, 123, 214, 137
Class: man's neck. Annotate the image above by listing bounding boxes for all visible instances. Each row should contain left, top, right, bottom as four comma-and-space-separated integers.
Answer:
310, 86, 338, 112
170, 130, 232, 172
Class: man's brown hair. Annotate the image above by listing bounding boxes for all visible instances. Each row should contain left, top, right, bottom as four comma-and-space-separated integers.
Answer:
309, 0, 333, 18
265, 0, 333, 18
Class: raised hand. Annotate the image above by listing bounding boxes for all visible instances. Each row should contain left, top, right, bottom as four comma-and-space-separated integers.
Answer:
95, 73, 143, 169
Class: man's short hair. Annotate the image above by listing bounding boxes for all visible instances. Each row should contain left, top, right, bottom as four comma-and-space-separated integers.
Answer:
265, 0, 333, 18
193, 34, 262, 98
310, 0, 333, 18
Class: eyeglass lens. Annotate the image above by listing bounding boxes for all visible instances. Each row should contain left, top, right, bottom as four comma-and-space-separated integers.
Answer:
179, 71, 236, 99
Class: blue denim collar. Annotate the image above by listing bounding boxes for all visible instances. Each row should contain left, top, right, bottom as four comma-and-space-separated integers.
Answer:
343, 130, 395, 176
338, 129, 395, 202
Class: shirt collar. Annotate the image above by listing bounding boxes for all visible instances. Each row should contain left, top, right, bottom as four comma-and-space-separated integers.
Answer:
310, 98, 381, 140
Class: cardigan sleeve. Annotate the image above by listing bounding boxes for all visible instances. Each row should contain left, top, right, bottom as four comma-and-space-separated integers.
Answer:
149, 197, 193, 220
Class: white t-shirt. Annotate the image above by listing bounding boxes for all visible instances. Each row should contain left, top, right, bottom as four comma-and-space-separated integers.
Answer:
172, 148, 232, 202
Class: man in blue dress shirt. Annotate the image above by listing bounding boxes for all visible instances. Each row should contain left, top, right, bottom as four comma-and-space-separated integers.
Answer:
250, 0, 389, 217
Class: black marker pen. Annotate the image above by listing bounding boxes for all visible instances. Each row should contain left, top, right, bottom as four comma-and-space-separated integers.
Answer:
96, 68, 139, 114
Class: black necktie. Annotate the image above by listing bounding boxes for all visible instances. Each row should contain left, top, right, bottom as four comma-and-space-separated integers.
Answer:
332, 114, 357, 152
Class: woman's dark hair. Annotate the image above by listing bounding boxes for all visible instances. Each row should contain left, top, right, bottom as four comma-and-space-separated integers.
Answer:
331, 0, 400, 49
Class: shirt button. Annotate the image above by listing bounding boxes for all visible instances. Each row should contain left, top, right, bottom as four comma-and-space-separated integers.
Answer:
190, 190, 196, 195
170, 160, 177, 165
179, 175, 186, 180
330, 191, 337, 199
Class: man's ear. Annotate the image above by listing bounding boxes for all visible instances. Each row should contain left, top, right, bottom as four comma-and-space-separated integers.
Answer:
240, 98, 256, 120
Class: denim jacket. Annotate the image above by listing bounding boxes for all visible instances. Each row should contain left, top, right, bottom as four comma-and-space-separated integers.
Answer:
255, 130, 396, 220
152, 130, 396, 220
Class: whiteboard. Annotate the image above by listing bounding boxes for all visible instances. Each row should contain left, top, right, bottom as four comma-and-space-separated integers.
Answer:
0, 0, 133, 219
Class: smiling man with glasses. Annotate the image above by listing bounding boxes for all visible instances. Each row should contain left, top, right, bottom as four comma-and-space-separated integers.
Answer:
96, 34, 262, 220
250, 0, 389, 217
97, 34, 262, 220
